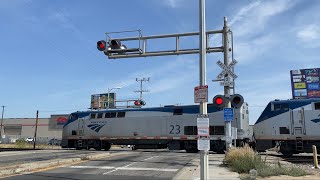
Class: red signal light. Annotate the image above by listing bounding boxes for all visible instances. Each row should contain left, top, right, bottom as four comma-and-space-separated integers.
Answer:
97, 40, 107, 51
134, 101, 140, 106
215, 97, 223, 105
212, 95, 225, 108
99, 43, 104, 49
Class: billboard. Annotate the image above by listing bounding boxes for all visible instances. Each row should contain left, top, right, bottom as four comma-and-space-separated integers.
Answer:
49, 114, 69, 130
91, 93, 116, 109
290, 68, 320, 99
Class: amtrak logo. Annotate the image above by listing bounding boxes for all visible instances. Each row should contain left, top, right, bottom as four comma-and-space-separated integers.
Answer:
311, 114, 320, 124
88, 124, 106, 132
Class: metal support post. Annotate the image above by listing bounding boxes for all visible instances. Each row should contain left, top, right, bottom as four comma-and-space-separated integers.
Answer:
33, 110, 39, 150
107, 88, 111, 109
0, 106, 5, 142
199, 0, 209, 179
313, 145, 319, 168
223, 17, 232, 151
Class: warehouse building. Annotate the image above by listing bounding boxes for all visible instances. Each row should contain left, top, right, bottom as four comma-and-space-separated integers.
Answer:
0, 114, 68, 144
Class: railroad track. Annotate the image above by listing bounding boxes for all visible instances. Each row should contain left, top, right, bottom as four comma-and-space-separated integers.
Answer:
261, 152, 318, 164
0, 148, 41, 152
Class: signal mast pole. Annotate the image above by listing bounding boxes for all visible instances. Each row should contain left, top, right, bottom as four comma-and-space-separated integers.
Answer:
223, 17, 232, 150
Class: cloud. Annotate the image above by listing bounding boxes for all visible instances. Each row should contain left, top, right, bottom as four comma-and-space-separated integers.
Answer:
229, 1, 261, 26
212, 0, 298, 64
235, 34, 278, 64
99, 56, 198, 100
48, 11, 78, 31
163, 0, 184, 8
296, 24, 320, 47
231, 0, 295, 37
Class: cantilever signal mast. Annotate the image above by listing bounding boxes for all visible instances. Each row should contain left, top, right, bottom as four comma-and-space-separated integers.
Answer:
134, 77, 150, 100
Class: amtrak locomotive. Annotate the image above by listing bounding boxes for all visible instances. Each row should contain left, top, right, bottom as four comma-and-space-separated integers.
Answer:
254, 98, 320, 156
61, 97, 250, 153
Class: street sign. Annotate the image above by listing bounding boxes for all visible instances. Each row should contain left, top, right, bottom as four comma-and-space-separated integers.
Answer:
197, 117, 209, 128
197, 117, 210, 136
220, 81, 234, 87
197, 128, 210, 136
197, 139, 210, 151
223, 108, 234, 122
194, 85, 208, 103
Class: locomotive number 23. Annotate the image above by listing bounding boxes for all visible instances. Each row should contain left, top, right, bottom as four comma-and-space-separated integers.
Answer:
169, 125, 181, 134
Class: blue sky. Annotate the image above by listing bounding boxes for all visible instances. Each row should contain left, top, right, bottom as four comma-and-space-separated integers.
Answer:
1, 0, 319, 124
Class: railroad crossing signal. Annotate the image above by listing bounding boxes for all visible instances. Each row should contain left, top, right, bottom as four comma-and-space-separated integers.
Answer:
216, 59, 238, 79
212, 94, 244, 109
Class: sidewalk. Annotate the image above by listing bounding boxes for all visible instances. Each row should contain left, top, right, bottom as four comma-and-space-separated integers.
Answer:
174, 153, 240, 180
206, 154, 240, 180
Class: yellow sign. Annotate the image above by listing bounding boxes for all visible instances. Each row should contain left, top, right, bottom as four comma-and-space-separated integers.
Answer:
294, 82, 306, 89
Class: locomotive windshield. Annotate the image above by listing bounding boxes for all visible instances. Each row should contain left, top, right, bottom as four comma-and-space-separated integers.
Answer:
69, 113, 78, 121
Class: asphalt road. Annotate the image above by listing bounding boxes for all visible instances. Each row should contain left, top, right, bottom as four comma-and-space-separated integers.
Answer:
2, 149, 198, 180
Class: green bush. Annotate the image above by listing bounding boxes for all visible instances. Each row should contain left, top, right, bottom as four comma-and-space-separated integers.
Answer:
225, 145, 309, 177
15, 139, 28, 148
256, 164, 308, 177
225, 145, 265, 173
256, 164, 282, 177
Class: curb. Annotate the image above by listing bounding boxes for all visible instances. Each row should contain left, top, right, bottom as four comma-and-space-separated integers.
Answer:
0, 152, 111, 177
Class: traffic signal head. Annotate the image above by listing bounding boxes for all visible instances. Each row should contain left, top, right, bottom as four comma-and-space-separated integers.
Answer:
213, 95, 225, 108
110, 40, 121, 49
140, 100, 146, 106
97, 40, 107, 51
230, 94, 244, 108
109, 39, 127, 54
134, 100, 146, 106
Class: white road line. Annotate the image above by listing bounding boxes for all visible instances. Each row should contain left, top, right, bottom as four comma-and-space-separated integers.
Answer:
68, 165, 179, 174
102, 169, 118, 175
117, 167, 178, 172
122, 162, 136, 168
143, 156, 159, 161
68, 166, 114, 169
103, 162, 136, 175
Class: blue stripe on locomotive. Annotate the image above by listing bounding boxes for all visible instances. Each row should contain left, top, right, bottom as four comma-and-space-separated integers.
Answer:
255, 98, 320, 125
64, 104, 221, 127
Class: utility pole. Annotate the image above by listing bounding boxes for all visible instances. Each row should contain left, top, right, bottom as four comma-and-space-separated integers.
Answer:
134, 77, 150, 100
0, 106, 5, 142
33, 110, 39, 149
223, 17, 232, 150
199, 0, 209, 179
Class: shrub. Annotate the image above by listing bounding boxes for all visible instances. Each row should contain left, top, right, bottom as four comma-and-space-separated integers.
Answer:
225, 145, 309, 177
225, 145, 264, 173
15, 139, 28, 148
256, 164, 282, 177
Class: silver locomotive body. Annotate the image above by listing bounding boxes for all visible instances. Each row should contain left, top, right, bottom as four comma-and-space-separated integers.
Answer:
254, 98, 320, 156
62, 103, 250, 152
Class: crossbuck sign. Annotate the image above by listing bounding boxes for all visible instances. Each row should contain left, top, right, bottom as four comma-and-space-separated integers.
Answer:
216, 59, 237, 86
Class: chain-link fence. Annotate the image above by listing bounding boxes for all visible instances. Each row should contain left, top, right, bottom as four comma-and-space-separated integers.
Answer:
0, 135, 61, 144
